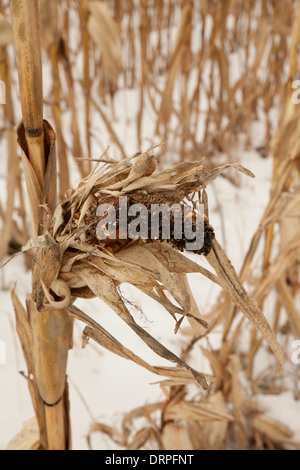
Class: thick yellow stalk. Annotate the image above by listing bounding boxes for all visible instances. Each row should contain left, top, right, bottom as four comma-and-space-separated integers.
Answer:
10, 0, 45, 192
10, 0, 71, 450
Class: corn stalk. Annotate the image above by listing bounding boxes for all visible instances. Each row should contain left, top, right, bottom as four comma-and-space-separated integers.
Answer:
10, 0, 71, 450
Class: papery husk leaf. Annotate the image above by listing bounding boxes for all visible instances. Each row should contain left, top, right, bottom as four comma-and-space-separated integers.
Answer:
82, 253, 158, 287
203, 163, 255, 184
52, 204, 64, 237
19, 142, 43, 237
39, 242, 62, 294
107, 153, 157, 190
175, 273, 208, 334
136, 283, 208, 331
78, 260, 205, 329
145, 242, 222, 287
113, 244, 190, 312
16, 120, 57, 236
42, 120, 58, 214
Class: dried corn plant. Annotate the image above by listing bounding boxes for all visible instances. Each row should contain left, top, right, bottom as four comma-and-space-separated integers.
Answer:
9, 144, 284, 449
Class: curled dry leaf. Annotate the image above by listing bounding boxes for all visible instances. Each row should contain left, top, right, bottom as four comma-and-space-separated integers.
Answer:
202, 163, 255, 184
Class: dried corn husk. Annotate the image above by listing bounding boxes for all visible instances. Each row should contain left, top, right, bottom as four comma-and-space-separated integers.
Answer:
17, 148, 283, 394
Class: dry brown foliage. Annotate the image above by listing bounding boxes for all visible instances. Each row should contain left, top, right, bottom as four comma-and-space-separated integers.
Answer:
1, 0, 299, 451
